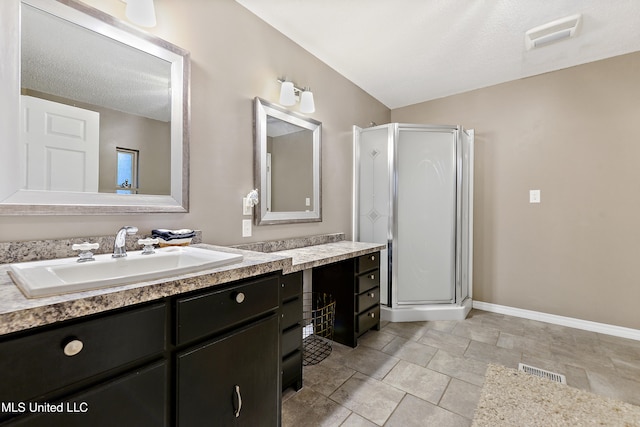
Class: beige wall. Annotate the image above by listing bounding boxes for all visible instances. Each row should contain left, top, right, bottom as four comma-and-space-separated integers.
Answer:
392, 51, 640, 330
0, 0, 389, 244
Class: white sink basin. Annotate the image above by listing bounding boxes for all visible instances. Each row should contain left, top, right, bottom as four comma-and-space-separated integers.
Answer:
8, 246, 243, 298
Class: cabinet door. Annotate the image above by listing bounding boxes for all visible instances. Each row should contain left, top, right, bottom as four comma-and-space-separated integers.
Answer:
5, 362, 167, 427
176, 315, 279, 426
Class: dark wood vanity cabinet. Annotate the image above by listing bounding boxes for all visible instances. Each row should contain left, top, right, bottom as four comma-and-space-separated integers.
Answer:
0, 303, 168, 426
0, 273, 282, 427
312, 252, 381, 347
280, 271, 303, 391
175, 274, 280, 426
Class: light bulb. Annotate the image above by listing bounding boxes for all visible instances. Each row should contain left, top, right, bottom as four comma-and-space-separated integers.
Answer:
279, 81, 296, 106
299, 90, 315, 113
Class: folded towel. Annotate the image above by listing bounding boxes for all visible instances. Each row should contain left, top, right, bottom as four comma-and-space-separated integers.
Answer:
151, 228, 196, 240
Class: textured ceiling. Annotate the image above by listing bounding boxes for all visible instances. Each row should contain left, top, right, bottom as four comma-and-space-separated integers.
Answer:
235, 0, 640, 109
22, 3, 171, 122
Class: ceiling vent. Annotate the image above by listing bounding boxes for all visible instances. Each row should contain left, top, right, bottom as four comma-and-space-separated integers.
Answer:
525, 14, 582, 50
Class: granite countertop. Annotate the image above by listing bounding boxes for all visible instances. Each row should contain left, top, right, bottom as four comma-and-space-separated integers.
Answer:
0, 240, 385, 336
275, 241, 385, 272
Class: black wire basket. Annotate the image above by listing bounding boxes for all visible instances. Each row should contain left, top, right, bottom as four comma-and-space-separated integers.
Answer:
302, 292, 336, 366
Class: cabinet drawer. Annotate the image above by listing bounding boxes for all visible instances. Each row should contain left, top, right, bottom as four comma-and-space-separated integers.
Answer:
280, 271, 303, 301
176, 275, 278, 345
357, 306, 380, 333
356, 287, 380, 313
356, 252, 379, 273
282, 351, 302, 387
281, 296, 302, 331
356, 270, 380, 293
282, 325, 302, 356
0, 303, 166, 403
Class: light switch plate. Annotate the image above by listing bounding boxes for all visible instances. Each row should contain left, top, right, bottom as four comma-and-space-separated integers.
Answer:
529, 189, 541, 203
242, 198, 252, 215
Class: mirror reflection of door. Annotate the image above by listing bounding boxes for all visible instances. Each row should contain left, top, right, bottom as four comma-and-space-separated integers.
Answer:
266, 117, 314, 212
20, 95, 99, 192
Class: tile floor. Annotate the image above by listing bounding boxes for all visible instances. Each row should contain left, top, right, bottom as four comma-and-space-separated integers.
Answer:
282, 309, 640, 426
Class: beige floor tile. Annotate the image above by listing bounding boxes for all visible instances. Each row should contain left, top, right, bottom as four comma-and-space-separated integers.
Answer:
419, 328, 471, 356
383, 360, 451, 404
451, 322, 500, 345
302, 358, 356, 396
330, 372, 405, 425
282, 387, 351, 427
439, 378, 482, 419
385, 394, 471, 427
339, 412, 378, 427
282, 309, 640, 425
464, 339, 521, 367
338, 345, 400, 380
427, 349, 488, 387
381, 335, 438, 367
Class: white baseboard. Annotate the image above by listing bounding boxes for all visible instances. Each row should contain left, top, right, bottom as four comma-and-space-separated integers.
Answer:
472, 301, 640, 341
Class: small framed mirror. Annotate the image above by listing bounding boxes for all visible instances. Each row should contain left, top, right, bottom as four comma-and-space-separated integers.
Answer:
254, 97, 321, 225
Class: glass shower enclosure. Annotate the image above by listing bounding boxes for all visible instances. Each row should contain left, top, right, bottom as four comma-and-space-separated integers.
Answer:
353, 123, 474, 321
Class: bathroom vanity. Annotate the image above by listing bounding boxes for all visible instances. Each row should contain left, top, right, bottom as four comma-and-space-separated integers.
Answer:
0, 237, 384, 426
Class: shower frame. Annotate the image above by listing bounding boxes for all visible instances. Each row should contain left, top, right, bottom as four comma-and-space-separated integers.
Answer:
353, 123, 474, 321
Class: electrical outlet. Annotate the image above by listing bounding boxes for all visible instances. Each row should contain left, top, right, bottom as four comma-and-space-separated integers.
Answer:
242, 219, 252, 237
529, 189, 541, 203
305, 197, 311, 206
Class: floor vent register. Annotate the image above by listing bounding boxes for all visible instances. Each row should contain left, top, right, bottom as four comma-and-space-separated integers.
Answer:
518, 363, 567, 384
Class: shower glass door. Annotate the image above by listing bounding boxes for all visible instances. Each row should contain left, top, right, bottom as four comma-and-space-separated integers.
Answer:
394, 126, 456, 304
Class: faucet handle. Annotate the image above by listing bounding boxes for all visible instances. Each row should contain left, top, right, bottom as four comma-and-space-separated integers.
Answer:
138, 238, 159, 255
72, 242, 100, 263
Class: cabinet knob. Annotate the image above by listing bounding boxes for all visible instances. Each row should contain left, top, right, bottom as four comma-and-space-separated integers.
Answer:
62, 338, 84, 357
368, 312, 376, 318
369, 274, 375, 280
368, 292, 376, 298
235, 292, 245, 304
370, 255, 375, 261
281, 283, 285, 288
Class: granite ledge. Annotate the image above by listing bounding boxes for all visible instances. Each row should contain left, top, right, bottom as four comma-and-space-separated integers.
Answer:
276, 241, 386, 273
0, 244, 290, 336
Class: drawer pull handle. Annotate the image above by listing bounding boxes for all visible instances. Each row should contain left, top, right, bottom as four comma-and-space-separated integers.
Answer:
370, 255, 375, 261
369, 274, 375, 280
235, 292, 245, 304
369, 292, 376, 298
63, 339, 84, 357
234, 385, 242, 418
368, 312, 376, 318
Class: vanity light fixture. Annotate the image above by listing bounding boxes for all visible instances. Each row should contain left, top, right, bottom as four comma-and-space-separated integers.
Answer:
278, 78, 315, 113
122, 0, 157, 28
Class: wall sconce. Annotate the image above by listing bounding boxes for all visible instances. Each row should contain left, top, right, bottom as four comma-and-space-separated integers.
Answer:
122, 0, 157, 28
278, 78, 315, 113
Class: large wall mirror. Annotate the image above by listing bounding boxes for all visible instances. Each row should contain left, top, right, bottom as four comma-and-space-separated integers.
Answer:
254, 97, 321, 225
0, 0, 190, 214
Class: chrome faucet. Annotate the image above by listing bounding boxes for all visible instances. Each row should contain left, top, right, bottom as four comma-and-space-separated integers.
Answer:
112, 226, 138, 258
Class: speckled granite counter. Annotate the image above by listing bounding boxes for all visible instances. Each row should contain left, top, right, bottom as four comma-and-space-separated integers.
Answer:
0, 238, 385, 336
275, 241, 385, 273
